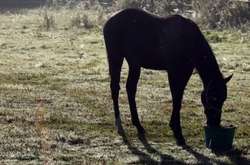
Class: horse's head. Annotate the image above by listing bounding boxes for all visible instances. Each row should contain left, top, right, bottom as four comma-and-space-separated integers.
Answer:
201, 74, 233, 127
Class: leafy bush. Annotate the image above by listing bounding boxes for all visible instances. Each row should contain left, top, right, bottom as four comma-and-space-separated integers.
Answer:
119, 0, 143, 9
118, 0, 189, 15
43, 0, 250, 29
117, 0, 250, 28
192, 0, 250, 28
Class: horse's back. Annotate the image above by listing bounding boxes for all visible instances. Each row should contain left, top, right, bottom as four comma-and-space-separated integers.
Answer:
103, 9, 201, 70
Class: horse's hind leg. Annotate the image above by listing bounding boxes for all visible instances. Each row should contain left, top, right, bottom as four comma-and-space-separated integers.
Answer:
126, 66, 145, 134
108, 55, 124, 134
168, 67, 193, 146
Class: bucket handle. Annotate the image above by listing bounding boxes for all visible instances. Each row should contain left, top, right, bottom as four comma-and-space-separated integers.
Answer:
208, 139, 213, 148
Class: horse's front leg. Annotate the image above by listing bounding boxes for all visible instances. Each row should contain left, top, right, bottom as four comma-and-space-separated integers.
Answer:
169, 96, 186, 146
168, 69, 193, 146
126, 66, 145, 135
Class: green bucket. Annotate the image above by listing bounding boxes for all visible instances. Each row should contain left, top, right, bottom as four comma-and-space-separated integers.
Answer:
204, 126, 236, 151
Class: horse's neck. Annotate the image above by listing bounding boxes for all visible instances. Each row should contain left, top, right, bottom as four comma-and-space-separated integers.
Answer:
195, 53, 223, 89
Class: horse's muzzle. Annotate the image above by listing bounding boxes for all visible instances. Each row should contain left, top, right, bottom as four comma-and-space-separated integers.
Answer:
205, 108, 222, 127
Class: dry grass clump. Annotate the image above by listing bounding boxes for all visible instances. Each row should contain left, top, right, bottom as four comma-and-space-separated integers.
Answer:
40, 10, 56, 30
37, 6, 106, 30
70, 11, 95, 29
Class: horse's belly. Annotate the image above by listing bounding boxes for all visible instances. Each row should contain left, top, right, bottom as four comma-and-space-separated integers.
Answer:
140, 60, 168, 70
127, 54, 170, 70
124, 43, 183, 70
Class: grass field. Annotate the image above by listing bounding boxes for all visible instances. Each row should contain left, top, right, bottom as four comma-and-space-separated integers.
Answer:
0, 8, 249, 164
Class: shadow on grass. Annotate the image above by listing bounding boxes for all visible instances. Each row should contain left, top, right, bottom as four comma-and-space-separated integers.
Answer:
214, 148, 250, 165
183, 145, 250, 165
182, 145, 230, 165
118, 126, 185, 165
118, 126, 249, 165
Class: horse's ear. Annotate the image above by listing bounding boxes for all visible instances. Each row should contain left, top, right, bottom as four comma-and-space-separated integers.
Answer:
224, 74, 233, 83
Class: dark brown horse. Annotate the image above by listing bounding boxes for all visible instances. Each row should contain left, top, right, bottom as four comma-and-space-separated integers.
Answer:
103, 8, 232, 146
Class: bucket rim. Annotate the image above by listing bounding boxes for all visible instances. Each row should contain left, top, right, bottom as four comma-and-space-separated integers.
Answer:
204, 126, 236, 130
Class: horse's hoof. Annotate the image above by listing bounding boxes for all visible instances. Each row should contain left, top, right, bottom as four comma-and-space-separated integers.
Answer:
136, 125, 146, 135
117, 128, 124, 135
115, 119, 124, 135
176, 138, 186, 146
116, 124, 126, 136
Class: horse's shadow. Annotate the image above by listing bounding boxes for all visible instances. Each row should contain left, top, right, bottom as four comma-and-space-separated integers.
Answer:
213, 148, 250, 165
118, 127, 250, 165
118, 127, 185, 164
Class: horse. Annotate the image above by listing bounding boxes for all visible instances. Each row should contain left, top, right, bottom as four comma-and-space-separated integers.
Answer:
103, 8, 232, 146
